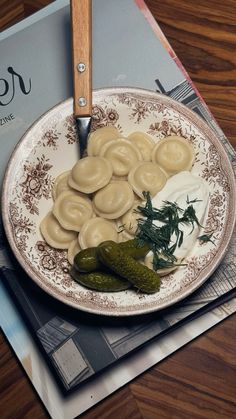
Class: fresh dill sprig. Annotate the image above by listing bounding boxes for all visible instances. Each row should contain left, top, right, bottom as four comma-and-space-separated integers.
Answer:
135, 191, 208, 271
198, 232, 216, 245
153, 253, 176, 270
186, 195, 203, 204
179, 204, 203, 233
153, 253, 187, 270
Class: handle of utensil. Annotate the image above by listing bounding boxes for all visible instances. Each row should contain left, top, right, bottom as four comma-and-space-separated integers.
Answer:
71, 0, 92, 117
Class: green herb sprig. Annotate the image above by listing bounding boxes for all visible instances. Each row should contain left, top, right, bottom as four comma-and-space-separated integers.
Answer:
198, 231, 216, 245
135, 191, 210, 271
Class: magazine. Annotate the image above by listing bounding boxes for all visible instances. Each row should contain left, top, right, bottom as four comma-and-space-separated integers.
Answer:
1, 259, 235, 392
0, 0, 235, 412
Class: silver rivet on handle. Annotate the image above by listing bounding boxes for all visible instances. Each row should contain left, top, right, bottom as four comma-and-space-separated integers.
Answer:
77, 63, 86, 73
78, 97, 87, 107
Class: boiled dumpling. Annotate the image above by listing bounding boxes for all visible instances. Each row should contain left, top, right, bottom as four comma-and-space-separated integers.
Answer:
128, 131, 155, 161
40, 212, 77, 249
99, 138, 142, 176
128, 161, 168, 198
87, 126, 120, 156
52, 170, 74, 201
78, 217, 118, 249
151, 136, 195, 175
93, 180, 134, 219
67, 238, 81, 265
121, 199, 144, 236
68, 156, 113, 193
52, 190, 93, 232
117, 226, 134, 242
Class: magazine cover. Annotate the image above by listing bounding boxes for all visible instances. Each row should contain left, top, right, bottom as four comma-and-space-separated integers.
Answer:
0, 0, 235, 416
2, 260, 235, 392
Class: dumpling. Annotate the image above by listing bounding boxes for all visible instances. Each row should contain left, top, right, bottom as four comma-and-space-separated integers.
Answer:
128, 131, 155, 161
117, 227, 134, 243
128, 161, 168, 198
52, 190, 93, 232
68, 156, 113, 193
151, 136, 195, 175
93, 180, 134, 219
87, 126, 120, 156
67, 238, 81, 265
40, 212, 77, 249
78, 217, 118, 249
52, 170, 74, 201
99, 138, 142, 176
121, 199, 144, 236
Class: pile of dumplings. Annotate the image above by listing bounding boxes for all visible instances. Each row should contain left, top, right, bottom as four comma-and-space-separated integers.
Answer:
40, 126, 195, 265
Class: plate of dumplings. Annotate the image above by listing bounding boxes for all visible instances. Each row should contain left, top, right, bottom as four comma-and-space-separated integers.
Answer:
2, 87, 235, 316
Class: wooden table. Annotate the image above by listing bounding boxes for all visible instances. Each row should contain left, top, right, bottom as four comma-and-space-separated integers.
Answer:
0, 1, 235, 418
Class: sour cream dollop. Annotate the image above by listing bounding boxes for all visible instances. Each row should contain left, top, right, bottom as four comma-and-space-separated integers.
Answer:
146, 171, 210, 266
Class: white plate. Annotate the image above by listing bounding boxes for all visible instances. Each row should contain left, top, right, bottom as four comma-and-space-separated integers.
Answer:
2, 88, 236, 316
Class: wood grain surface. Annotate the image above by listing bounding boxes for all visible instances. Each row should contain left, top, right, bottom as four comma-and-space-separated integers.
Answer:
71, 0, 92, 117
0, 1, 235, 418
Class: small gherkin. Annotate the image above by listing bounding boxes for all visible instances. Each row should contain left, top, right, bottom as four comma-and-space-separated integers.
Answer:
73, 238, 150, 273
71, 267, 130, 292
98, 241, 161, 294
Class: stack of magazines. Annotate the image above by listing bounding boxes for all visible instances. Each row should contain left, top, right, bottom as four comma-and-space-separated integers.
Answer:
0, 0, 235, 417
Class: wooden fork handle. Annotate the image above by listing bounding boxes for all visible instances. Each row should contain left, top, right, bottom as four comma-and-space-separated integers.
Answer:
71, 0, 92, 117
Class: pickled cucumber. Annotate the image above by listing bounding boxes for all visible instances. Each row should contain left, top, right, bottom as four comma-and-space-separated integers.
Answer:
74, 239, 150, 273
117, 238, 150, 259
74, 247, 100, 272
71, 267, 130, 292
98, 241, 161, 293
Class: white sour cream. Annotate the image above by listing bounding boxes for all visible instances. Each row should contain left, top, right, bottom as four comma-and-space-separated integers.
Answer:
149, 171, 210, 260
